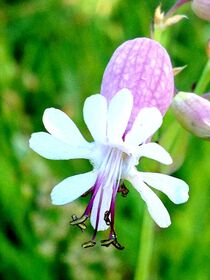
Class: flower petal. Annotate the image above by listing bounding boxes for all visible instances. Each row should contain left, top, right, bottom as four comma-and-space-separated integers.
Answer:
51, 171, 97, 205
29, 132, 93, 160
83, 94, 107, 142
125, 107, 162, 146
107, 89, 133, 144
128, 171, 171, 227
90, 186, 112, 231
140, 172, 189, 204
136, 142, 173, 164
43, 108, 88, 146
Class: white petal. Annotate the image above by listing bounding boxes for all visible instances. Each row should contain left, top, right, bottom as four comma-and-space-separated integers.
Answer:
128, 172, 171, 228
136, 142, 173, 165
90, 187, 112, 231
107, 89, 133, 144
51, 171, 97, 205
125, 107, 162, 146
140, 172, 189, 204
83, 94, 107, 142
43, 108, 88, 146
29, 132, 92, 160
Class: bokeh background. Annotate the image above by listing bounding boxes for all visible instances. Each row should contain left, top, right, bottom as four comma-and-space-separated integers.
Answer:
0, 0, 210, 279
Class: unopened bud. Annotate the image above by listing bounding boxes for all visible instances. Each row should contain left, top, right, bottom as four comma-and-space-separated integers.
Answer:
172, 91, 210, 139
192, 0, 210, 21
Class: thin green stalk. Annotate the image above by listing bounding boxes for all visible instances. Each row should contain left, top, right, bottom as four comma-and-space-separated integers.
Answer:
194, 59, 210, 94
165, 0, 191, 17
134, 209, 154, 280
153, 27, 163, 43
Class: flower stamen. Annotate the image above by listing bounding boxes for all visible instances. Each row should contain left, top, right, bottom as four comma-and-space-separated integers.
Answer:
118, 183, 129, 197
101, 234, 124, 250
104, 210, 111, 226
82, 240, 96, 248
92, 186, 104, 240
70, 214, 88, 232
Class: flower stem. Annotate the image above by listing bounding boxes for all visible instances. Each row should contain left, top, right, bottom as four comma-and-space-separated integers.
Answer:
134, 209, 154, 280
165, 0, 191, 17
153, 27, 163, 44
194, 59, 210, 94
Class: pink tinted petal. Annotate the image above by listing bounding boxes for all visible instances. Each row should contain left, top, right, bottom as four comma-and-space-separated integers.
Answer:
101, 37, 174, 131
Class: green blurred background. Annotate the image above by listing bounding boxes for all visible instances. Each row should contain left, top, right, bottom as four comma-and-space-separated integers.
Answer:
0, 0, 210, 279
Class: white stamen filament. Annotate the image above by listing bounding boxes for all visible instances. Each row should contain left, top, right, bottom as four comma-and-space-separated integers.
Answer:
93, 147, 123, 232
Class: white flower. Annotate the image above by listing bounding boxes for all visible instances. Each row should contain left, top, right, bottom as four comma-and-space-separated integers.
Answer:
29, 89, 189, 249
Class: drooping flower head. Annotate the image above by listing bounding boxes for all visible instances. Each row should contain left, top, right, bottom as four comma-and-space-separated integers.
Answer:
29, 38, 189, 250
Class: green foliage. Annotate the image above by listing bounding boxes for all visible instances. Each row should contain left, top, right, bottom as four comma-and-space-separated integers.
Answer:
0, 0, 210, 279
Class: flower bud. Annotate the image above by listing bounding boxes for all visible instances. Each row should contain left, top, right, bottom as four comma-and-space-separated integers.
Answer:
100, 38, 174, 131
191, 0, 210, 21
172, 91, 210, 139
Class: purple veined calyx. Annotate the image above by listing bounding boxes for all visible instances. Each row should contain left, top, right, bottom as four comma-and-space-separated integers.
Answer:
101, 37, 174, 132
29, 38, 189, 249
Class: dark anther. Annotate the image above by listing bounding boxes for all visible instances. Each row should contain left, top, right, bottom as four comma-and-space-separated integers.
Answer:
118, 184, 129, 197
82, 240, 96, 248
100, 238, 114, 247
104, 211, 111, 226
112, 239, 125, 250
70, 214, 87, 225
101, 235, 125, 250
70, 214, 87, 232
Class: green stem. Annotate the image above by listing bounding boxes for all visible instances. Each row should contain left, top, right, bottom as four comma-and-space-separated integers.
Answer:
152, 26, 169, 48
165, 0, 191, 17
153, 27, 163, 43
134, 209, 154, 280
194, 59, 210, 94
